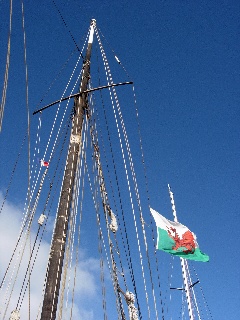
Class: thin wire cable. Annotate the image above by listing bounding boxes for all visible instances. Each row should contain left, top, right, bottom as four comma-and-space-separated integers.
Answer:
20, 2, 31, 317
97, 27, 131, 79
0, 131, 27, 215
132, 83, 164, 317
52, 0, 83, 56
190, 263, 213, 320
0, 0, 12, 131
185, 262, 201, 320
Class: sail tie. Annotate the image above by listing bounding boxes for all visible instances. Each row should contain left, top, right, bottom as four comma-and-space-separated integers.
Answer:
9, 309, 20, 320
38, 214, 47, 226
117, 285, 139, 319
108, 207, 118, 233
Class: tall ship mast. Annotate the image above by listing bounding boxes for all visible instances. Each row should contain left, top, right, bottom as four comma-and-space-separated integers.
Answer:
40, 19, 95, 320
0, 12, 212, 320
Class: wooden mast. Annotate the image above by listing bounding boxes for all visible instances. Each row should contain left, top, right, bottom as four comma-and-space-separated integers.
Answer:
40, 19, 95, 320
168, 184, 195, 320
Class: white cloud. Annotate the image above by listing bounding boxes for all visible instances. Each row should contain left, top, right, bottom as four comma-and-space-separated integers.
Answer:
0, 192, 103, 319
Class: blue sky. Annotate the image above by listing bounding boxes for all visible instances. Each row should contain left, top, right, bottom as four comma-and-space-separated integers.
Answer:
0, 1, 240, 319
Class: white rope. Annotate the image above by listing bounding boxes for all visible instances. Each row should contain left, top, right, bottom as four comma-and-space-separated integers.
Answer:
95, 25, 149, 318
85, 148, 123, 317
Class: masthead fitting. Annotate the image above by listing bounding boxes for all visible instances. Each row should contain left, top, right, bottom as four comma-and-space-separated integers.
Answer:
91, 19, 96, 26
88, 20, 95, 44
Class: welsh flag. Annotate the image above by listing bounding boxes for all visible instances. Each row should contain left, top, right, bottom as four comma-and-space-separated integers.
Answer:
150, 208, 209, 262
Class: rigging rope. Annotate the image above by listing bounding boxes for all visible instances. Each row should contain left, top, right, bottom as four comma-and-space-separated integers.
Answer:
2, 169, 49, 318
20, 144, 69, 317
185, 261, 201, 320
88, 99, 141, 317
52, 0, 83, 57
93, 93, 140, 316
95, 25, 151, 319
95, 27, 164, 318
90, 86, 129, 293
97, 27, 131, 79
190, 263, 213, 320
16, 134, 71, 310
85, 150, 124, 318
88, 113, 127, 318
0, 0, 12, 132
35, 121, 71, 320
20, 2, 31, 316
0, 132, 27, 215
85, 157, 112, 319
0, 118, 42, 294
35, 47, 80, 112
2, 40, 91, 311
1, 112, 71, 317
131, 83, 165, 317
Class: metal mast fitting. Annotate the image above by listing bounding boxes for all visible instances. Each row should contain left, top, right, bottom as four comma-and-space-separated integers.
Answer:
40, 19, 95, 320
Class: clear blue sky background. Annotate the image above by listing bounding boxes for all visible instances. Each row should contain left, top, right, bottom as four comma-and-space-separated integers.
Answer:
0, 1, 240, 319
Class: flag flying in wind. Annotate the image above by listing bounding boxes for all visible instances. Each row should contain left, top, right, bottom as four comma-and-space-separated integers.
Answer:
150, 208, 209, 262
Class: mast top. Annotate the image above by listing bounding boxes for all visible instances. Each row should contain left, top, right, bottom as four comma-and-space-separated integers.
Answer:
89, 19, 96, 44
